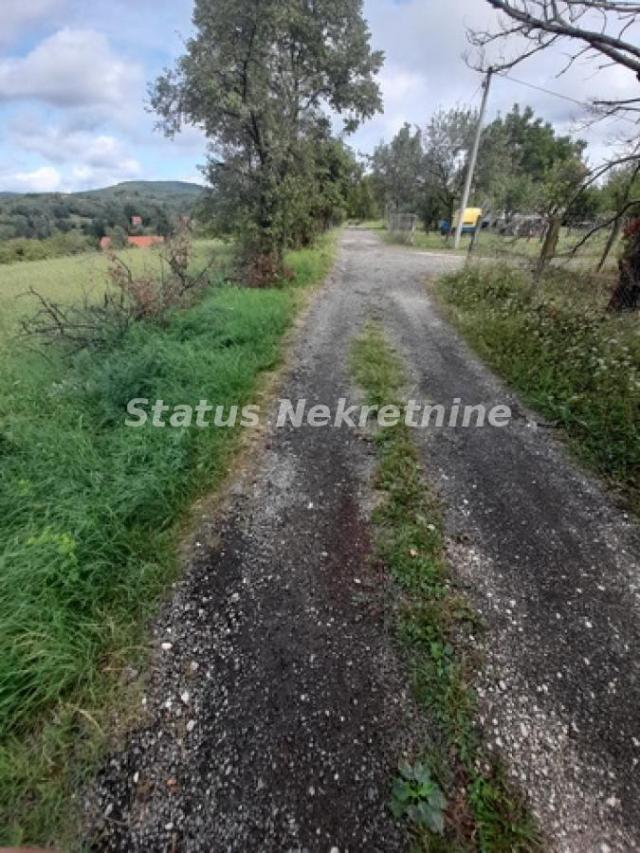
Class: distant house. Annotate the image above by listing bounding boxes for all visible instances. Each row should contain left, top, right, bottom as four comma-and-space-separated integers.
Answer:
128, 236, 165, 248
99, 235, 165, 251
131, 215, 143, 227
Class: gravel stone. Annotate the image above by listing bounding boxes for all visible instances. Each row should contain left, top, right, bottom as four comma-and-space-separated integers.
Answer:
83, 230, 640, 852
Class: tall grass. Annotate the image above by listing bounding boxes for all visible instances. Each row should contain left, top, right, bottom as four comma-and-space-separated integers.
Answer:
0, 234, 335, 845
385, 226, 618, 270
0, 240, 224, 332
437, 264, 640, 511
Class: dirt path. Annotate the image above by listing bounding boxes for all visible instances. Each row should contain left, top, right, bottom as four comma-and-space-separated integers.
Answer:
87, 229, 640, 851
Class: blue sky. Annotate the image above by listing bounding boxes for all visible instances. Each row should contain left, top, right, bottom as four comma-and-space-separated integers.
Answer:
1, 0, 637, 193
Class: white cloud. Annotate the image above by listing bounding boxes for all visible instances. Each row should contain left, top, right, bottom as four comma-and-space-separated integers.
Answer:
9, 118, 142, 171
0, 157, 143, 193
0, 0, 68, 47
0, 28, 142, 108
0, 118, 144, 192
351, 0, 640, 164
2, 166, 63, 193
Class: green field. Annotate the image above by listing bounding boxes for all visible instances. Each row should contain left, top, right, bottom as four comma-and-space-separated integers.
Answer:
379, 223, 620, 270
0, 234, 336, 846
0, 240, 223, 337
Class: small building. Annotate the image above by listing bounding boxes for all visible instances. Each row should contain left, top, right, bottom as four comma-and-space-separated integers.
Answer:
99, 235, 165, 251
131, 215, 143, 227
127, 236, 165, 248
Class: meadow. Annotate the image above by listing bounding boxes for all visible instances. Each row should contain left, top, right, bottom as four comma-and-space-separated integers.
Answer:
0, 235, 336, 845
0, 240, 223, 335
376, 221, 620, 271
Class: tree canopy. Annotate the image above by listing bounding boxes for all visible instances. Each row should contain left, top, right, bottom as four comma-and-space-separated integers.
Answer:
369, 102, 588, 228
151, 0, 383, 280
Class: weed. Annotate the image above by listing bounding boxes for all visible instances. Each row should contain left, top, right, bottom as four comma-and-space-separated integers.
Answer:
437, 265, 640, 514
0, 239, 227, 335
385, 225, 619, 269
390, 761, 447, 835
351, 323, 541, 851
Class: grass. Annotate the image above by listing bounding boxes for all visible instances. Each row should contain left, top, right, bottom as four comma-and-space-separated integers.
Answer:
436, 264, 640, 514
0, 240, 225, 336
383, 226, 619, 270
0, 233, 336, 847
351, 323, 540, 852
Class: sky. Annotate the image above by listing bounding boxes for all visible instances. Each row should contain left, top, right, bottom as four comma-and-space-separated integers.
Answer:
0, 0, 638, 194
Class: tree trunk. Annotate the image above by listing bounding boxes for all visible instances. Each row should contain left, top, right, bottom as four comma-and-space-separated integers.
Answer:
242, 176, 287, 287
608, 229, 640, 312
535, 215, 562, 279
597, 218, 623, 273
600, 164, 640, 274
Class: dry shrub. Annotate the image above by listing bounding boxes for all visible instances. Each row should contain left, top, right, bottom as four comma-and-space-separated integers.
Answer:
21, 229, 215, 353
245, 252, 295, 288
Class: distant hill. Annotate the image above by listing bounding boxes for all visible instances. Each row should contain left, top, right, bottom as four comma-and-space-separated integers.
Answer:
0, 180, 204, 201
0, 181, 206, 242
81, 181, 204, 201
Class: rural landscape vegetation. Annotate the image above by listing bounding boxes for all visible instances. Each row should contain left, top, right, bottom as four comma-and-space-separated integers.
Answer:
0, 0, 639, 849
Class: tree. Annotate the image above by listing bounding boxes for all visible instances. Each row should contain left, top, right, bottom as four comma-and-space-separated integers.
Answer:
371, 123, 424, 214
151, 0, 383, 282
304, 134, 360, 237
535, 157, 588, 275
155, 207, 174, 239
422, 108, 477, 225
610, 219, 640, 309
469, 1, 640, 305
476, 104, 586, 217
90, 219, 107, 240
348, 175, 378, 221
596, 164, 640, 270
108, 226, 128, 250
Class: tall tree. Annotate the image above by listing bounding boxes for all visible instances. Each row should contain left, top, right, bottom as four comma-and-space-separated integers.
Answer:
371, 123, 424, 214
476, 104, 586, 216
422, 108, 477, 224
151, 0, 383, 281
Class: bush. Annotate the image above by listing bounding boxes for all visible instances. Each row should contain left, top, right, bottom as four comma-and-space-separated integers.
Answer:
0, 233, 94, 265
21, 231, 215, 352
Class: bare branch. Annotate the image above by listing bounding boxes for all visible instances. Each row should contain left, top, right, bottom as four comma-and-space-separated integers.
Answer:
561, 198, 640, 256
484, 0, 640, 75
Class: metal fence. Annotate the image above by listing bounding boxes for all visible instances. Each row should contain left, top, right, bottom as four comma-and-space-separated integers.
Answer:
386, 212, 418, 244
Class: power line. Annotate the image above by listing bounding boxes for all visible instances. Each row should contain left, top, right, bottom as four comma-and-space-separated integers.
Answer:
498, 71, 638, 125
500, 72, 591, 108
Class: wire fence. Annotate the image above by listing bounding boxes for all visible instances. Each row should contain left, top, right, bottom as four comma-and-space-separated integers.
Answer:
386, 211, 418, 245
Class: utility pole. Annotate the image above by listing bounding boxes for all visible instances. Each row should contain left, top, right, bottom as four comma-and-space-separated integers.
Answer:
454, 69, 493, 249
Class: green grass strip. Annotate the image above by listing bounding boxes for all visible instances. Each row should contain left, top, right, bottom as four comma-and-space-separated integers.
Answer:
350, 323, 540, 852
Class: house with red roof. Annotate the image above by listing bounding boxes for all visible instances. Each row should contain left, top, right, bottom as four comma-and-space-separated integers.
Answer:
99, 235, 165, 251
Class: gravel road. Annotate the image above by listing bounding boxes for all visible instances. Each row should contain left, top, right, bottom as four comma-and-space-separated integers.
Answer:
86, 229, 640, 851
